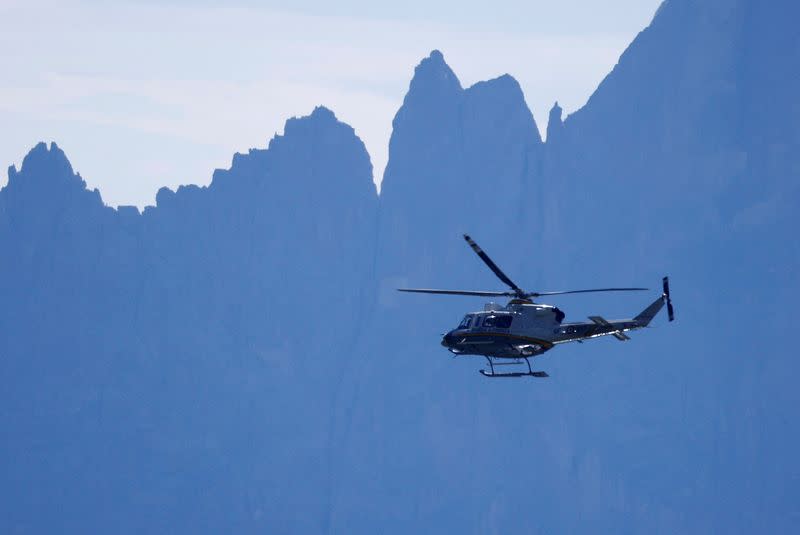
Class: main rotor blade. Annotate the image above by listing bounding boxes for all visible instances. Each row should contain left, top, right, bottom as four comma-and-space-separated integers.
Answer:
398, 288, 513, 297
463, 235, 523, 294
528, 287, 649, 297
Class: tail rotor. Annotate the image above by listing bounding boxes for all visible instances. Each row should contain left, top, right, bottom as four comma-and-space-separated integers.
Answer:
662, 276, 675, 322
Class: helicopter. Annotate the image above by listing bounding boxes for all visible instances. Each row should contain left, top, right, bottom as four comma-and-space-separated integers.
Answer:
398, 235, 675, 378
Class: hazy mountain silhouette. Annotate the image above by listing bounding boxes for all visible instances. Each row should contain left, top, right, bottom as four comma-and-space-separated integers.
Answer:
1, 108, 378, 533
530, 2, 800, 531
2, 0, 798, 533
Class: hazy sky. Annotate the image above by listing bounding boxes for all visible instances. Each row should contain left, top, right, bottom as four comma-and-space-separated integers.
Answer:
0, 0, 662, 207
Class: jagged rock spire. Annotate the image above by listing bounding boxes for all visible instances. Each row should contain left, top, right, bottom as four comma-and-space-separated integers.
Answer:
546, 101, 564, 143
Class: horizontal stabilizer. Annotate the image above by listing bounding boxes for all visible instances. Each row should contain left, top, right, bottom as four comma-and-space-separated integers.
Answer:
588, 315, 611, 326
589, 315, 630, 341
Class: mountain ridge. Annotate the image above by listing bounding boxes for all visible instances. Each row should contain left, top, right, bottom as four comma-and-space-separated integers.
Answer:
2, 0, 799, 532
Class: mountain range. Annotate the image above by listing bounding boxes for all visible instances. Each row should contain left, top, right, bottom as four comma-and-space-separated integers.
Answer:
1, 0, 798, 532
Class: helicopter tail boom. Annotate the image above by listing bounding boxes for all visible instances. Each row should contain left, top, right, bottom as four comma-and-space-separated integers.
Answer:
633, 297, 664, 326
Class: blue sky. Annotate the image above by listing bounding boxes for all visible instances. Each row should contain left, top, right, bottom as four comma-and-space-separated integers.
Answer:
0, 0, 661, 207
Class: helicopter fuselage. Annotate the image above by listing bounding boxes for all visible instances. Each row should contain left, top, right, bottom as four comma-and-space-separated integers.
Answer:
441, 302, 562, 359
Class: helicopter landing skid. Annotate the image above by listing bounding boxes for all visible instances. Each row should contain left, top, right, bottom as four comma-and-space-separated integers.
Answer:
479, 356, 549, 378
480, 370, 549, 378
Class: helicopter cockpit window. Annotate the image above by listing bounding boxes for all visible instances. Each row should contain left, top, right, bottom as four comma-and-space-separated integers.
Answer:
458, 315, 472, 329
483, 315, 513, 329
496, 315, 513, 328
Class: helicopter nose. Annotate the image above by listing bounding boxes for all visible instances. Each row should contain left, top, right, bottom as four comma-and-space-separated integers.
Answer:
441, 331, 456, 347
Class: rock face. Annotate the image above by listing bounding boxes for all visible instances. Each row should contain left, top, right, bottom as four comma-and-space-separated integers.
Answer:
533, 1, 800, 532
379, 50, 542, 293
1, 1, 799, 532
331, 51, 545, 534
0, 109, 378, 533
